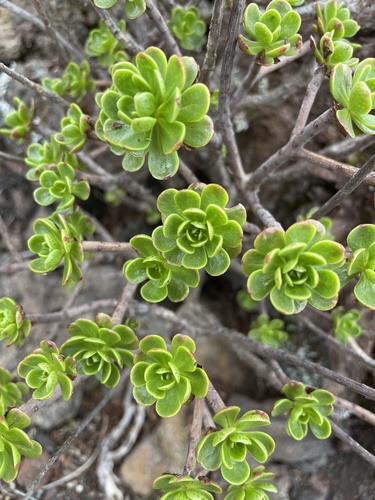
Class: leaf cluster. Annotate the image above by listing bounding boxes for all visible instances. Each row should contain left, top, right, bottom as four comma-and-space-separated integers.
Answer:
242, 219, 345, 315
84, 20, 127, 68
131, 334, 209, 417
248, 314, 288, 348
331, 306, 362, 344
225, 466, 277, 500
28, 212, 94, 285
95, 46, 213, 179
0, 368, 28, 410
55, 103, 92, 153
153, 474, 222, 500
18, 340, 77, 401
61, 313, 138, 387
42, 61, 95, 102
0, 297, 31, 347
167, 7, 206, 51
330, 58, 375, 137
0, 402, 42, 482
93, 0, 146, 19
238, 0, 302, 66
271, 382, 335, 440
0, 97, 34, 144
196, 406, 275, 485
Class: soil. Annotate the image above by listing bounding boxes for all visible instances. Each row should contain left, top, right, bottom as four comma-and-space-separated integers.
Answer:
0, 0, 375, 499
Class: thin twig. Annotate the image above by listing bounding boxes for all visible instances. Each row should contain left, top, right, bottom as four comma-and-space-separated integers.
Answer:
334, 397, 375, 428
313, 151, 375, 219
111, 282, 138, 326
81, 241, 135, 253
179, 158, 200, 184
206, 381, 226, 414
297, 148, 375, 188
291, 65, 326, 137
0, 63, 69, 107
31, 0, 70, 62
232, 59, 261, 110
27, 299, 117, 324
218, 0, 249, 197
347, 337, 375, 371
23, 385, 116, 499
184, 397, 204, 476
201, 0, 226, 83
320, 134, 375, 159
144, 0, 182, 57
329, 419, 375, 468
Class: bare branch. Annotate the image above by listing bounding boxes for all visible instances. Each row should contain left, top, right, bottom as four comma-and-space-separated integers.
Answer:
201, 0, 226, 82
144, 0, 182, 57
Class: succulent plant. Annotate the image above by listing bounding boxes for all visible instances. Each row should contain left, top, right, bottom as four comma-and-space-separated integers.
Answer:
25, 134, 84, 181
238, 0, 302, 66
225, 466, 277, 500
153, 474, 222, 500
85, 20, 127, 68
196, 406, 275, 485
167, 7, 206, 51
0, 368, 28, 409
28, 214, 85, 285
241, 219, 345, 315
55, 103, 92, 153
331, 306, 362, 344
248, 314, 288, 348
123, 235, 200, 302
95, 46, 213, 179
131, 334, 209, 417
313, 0, 360, 44
61, 313, 138, 387
346, 224, 375, 308
42, 61, 95, 102
18, 340, 77, 400
311, 32, 359, 73
271, 381, 335, 440
33, 161, 90, 212
152, 183, 246, 276
93, 0, 146, 19
0, 297, 31, 347
0, 97, 34, 144
0, 401, 42, 482
330, 58, 375, 138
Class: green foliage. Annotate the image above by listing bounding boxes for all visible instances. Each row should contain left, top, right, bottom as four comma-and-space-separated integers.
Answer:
236, 289, 258, 312
241, 219, 345, 315
25, 134, 84, 181
313, 0, 360, 43
196, 406, 275, 485
331, 306, 362, 344
346, 224, 375, 308
27, 213, 91, 285
0, 97, 34, 144
239, 0, 302, 66
93, 0, 146, 19
0, 401, 42, 482
55, 103, 92, 153
131, 334, 209, 417
286, 0, 304, 5
153, 474, 222, 499
271, 381, 335, 440
123, 235, 199, 302
42, 61, 95, 102
0, 368, 28, 409
248, 314, 288, 348
95, 46, 213, 179
85, 20, 127, 67
152, 183, 246, 276
167, 7, 206, 51
330, 59, 375, 137
33, 161, 90, 212
60, 313, 138, 387
0, 297, 31, 347
18, 340, 77, 401
225, 466, 277, 500
311, 32, 359, 73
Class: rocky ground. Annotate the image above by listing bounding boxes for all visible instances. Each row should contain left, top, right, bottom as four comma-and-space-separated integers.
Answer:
1, 0, 375, 499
